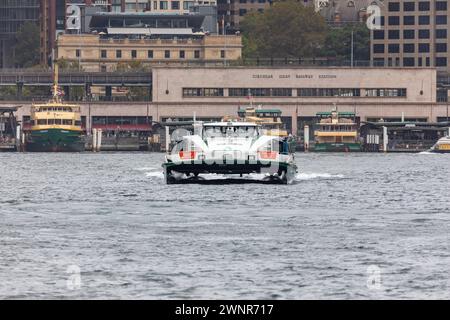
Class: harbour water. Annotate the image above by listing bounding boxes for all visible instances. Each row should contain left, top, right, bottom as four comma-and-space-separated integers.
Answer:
0, 152, 449, 299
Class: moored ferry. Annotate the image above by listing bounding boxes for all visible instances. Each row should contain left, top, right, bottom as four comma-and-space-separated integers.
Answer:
236, 107, 289, 137
430, 135, 450, 153
313, 109, 361, 152
26, 66, 84, 152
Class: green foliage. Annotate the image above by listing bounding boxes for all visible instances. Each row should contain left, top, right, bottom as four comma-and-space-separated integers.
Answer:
0, 86, 17, 98
240, 1, 370, 62
14, 22, 40, 68
115, 62, 150, 101
240, 1, 327, 58
57, 58, 83, 71
320, 23, 370, 61
115, 61, 150, 72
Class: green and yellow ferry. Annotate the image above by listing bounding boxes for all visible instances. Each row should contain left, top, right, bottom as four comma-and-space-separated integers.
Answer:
313, 109, 361, 152
26, 66, 84, 152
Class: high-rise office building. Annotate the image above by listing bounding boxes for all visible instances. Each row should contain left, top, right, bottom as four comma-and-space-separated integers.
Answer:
40, 0, 111, 65
217, 0, 271, 33
0, 0, 40, 68
371, 0, 450, 72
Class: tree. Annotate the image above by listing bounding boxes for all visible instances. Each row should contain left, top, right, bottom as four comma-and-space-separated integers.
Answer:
320, 23, 370, 62
57, 58, 83, 71
14, 22, 40, 68
115, 62, 150, 101
240, 0, 327, 59
56, 59, 85, 101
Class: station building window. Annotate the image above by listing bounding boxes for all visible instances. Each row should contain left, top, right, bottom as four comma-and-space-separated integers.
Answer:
164, 50, 170, 58
297, 88, 360, 97
101, 50, 107, 58
131, 50, 137, 59
183, 88, 224, 97
148, 50, 153, 59
171, 1, 180, 9
365, 88, 407, 97
229, 88, 292, 97
183, 1, 194, 10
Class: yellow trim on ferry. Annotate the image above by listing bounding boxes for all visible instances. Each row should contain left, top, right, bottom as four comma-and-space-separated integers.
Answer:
437, 144, 450, 150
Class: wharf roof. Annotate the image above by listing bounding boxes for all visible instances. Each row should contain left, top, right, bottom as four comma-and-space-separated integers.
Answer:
0, 106, 19, 113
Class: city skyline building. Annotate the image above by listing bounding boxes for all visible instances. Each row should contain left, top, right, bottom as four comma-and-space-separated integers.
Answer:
371, 0, 450, 73
0, 0, 40, 68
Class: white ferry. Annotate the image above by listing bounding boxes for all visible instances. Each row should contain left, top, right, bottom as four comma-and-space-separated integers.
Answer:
430, 135, 450, 153
162, 121, 297, 184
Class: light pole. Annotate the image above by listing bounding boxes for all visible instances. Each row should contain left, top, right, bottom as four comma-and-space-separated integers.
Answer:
348, 1, 358, 68
351, 29, 354, 67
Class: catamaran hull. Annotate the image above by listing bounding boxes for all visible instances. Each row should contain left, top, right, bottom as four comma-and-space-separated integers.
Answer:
163, 160, 297, 184
26, 129, 84, 152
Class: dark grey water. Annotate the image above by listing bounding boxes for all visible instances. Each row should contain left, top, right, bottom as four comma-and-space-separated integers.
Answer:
0, 152, 449, 299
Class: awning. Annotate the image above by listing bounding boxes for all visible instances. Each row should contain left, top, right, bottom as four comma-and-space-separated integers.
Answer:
149, 28, 193, 35
107, 28, 151, 35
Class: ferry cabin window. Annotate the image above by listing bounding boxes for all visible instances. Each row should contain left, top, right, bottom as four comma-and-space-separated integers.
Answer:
48, 119, 55, 125
37, 119, 47, 125
204, 126, 257, 138
63, 120, 72, 125
54, 119, 62, 125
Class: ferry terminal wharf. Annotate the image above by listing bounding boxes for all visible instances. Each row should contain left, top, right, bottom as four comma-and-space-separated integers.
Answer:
1, 66, 450, 152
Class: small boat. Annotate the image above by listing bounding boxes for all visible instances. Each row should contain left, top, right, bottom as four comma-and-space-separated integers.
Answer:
26, 65, 84, 152
430, 135, 450, 153
313, 108, 361, 152
162, 121, 297, 184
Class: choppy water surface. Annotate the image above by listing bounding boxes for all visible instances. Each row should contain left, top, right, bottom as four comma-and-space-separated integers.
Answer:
1, 152, 450, 299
